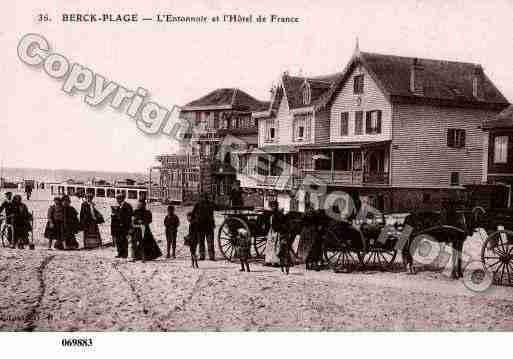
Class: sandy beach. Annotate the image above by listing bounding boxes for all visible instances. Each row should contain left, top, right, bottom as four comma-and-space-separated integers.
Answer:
1, 189, 513, 331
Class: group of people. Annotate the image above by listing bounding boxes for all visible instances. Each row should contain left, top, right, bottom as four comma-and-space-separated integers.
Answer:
45, 193, 103, 250
0, 183, 298, 275
0, 192, 33, 249
110, 193, 163, 261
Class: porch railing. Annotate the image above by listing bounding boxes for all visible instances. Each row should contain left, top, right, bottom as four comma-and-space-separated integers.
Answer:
300, 169, 388, 186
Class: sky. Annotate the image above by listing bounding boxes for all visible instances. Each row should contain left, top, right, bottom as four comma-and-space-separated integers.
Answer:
2, 0, 513, 173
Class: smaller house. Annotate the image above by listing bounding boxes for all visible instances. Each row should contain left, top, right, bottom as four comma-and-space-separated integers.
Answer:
482, 105, 513, 207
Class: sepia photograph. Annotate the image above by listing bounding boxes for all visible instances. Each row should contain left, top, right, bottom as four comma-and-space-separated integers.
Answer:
2, 0, 513, 356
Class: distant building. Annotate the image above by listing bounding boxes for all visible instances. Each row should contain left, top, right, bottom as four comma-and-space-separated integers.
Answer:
482, 105, 513, 207
153, 88, 267, 204
237, 49, 510, 212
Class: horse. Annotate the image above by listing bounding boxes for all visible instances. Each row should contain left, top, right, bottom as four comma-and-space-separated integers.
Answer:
400, 205, 482, 278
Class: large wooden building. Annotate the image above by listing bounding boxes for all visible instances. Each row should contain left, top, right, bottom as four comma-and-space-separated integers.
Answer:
153, 88, 267, 204
236, 48, 510, 213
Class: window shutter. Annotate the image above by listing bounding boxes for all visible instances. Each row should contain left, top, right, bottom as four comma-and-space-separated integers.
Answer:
447, 129, 454, 147
377, 111, 382, 133
460, 130, 466, 147
306, 115, 312, 140
365, 112, 371, 134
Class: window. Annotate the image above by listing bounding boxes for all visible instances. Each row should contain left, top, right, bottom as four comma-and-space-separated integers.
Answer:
494, 136, 508, 163
365, 110, 382, 134
355, 111, 363, 135
298, 126, 305, 138
269, 127, 275, 141
354, 74, 364, 94
293, 114, 312, 142
450, 172, 460, 186
447, 129, 466, 148
213, 112, 219, 129
340, 112, 349, 136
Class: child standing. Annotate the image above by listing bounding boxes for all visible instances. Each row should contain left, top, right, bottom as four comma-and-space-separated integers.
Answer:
235, 228, 251, 272
164, 205, 180, 259
185, 212, 199, 269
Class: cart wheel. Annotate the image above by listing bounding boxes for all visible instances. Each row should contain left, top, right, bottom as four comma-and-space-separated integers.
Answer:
363, 249, 397, 268
0, 225, 6, 248
217, 216, 249, 263
253, 236, 267, 258
0, 224, 11, 248
481, 229, 513, 286
323, 247, 363, 270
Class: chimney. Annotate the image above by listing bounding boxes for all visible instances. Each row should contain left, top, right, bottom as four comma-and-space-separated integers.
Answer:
473, 65, 484, 100
410, 58, 424, 95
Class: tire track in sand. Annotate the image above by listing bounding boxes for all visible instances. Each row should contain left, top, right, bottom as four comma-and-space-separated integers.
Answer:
23, 254, 55, 331
111, 261, 165, 330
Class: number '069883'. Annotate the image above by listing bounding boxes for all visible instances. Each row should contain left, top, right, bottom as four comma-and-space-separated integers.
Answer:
61, 338, 93, 347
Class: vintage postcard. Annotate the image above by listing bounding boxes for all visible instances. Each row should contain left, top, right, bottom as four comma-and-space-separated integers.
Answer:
1, 0, 513, 356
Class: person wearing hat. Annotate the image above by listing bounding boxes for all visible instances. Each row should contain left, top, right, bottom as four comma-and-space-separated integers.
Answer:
191, 192, 216, 260
263, 200, 286, 266
11, 194, 32, 249
80, 193, 104, 249
131, 199, 162, 261
45, 196, 63, 249
111, 193, 133, 258
61, 195, 80, 250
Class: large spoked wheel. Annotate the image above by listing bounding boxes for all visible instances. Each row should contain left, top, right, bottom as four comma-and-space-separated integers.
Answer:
218, 216, 250, 262
0, 223, 12, 248
323, 247, 363, 270
253, 236, 267, 258
322, 228, 363, 271
363, 248, 397, 268
481, 229, 513, 286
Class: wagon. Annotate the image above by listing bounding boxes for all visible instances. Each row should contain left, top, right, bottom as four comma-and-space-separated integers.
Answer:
321, 216, 401, 271
217, 206, 271, 262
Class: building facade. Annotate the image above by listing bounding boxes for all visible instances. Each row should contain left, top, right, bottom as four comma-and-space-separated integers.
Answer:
237, 49, 510, 213
482, 105, 513, 208
154, 88, 267, 204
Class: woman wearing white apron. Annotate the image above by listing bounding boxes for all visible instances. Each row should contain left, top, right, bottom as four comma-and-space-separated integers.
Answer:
264, 201, 284, 265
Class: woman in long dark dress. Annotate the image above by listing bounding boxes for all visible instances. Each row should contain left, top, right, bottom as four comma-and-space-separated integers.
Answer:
61, 195, 80, 250
80, 193, 103, 249
131, 200, 162, 261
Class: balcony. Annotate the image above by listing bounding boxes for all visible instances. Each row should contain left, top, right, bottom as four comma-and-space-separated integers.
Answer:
300, 170, 389, 186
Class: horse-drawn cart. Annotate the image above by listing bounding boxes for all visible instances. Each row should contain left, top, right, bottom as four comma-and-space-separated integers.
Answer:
321, 216, 402, 271
217, 206, 271, 262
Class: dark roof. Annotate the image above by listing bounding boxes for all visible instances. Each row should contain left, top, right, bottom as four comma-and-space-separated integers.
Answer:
321, 51, 509, 110
482, 105, 513, 129
281, 73, 342, 110
184, 88, 267, 111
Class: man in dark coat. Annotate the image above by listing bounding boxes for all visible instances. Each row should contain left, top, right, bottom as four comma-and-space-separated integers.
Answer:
111, 193, 133, 258
192, 192, 216, 260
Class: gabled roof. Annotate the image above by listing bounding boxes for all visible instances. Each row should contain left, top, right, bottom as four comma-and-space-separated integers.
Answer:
319, 51, 509, 110
265, 72, 341, 112
482, 105, 513, 129
183, 88, 267, 111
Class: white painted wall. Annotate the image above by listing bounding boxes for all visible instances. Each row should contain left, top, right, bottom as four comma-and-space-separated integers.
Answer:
330, 65, 392, 143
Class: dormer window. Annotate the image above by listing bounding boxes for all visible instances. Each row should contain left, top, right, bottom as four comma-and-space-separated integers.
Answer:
302, 83, 311, 105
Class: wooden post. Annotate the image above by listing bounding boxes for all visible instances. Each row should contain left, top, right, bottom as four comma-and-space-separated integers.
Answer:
331, 150, 334, 183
